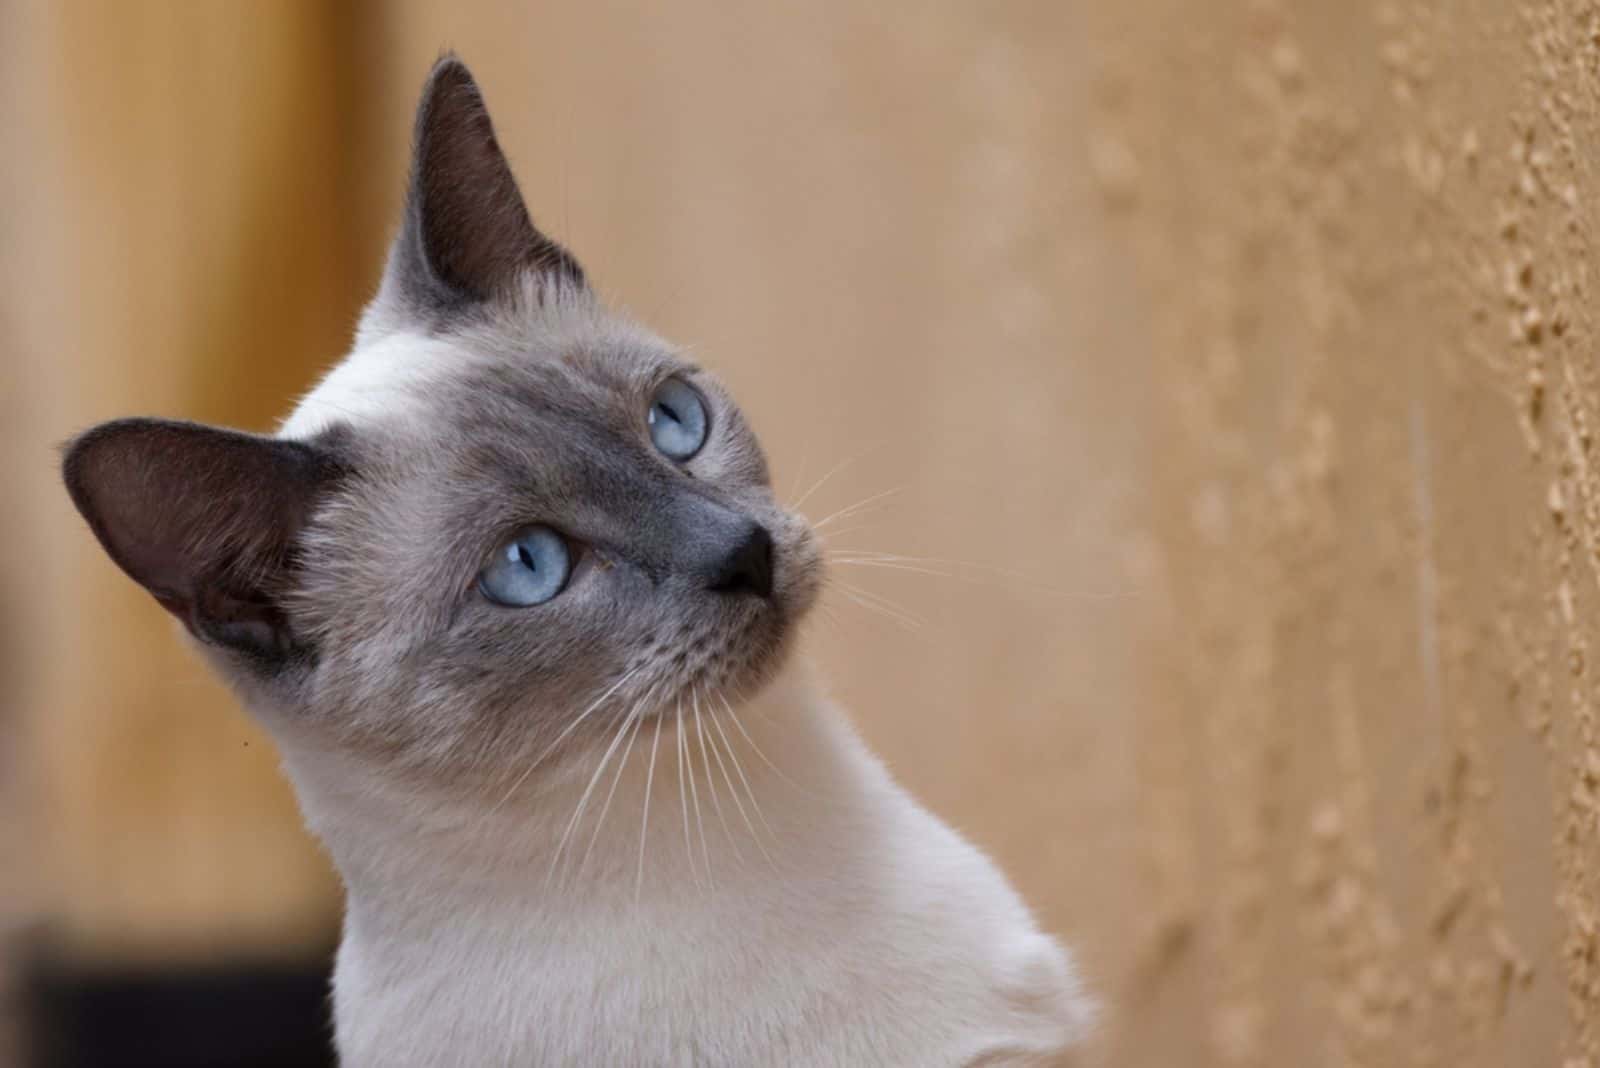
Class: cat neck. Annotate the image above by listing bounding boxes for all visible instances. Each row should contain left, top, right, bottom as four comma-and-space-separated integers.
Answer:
275, 655, 887, 934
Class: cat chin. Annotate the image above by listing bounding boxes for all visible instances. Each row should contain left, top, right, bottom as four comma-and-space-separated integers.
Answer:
649, 605, 805, 725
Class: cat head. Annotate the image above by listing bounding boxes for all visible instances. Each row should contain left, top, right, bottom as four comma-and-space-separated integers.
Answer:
61, 56, 823, 783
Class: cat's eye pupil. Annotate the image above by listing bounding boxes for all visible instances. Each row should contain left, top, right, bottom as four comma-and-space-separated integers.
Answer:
480, 525, 569, 607
648, 378, 708, 461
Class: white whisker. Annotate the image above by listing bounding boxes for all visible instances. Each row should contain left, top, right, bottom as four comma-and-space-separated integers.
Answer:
693, 688, 741, 862
784, 440, 813, 505
674, 698, 699, 889
825, 548, 1142, 601
713, 698, 777, 846
703, 700, 774, 868
812, 520, 887, 544
828, 557, 956, 580
636, 708, 664, 902
811, 487, 901, 531
686, 688, 715, 887
490, 663, 643, 818
718, 694, 830, 804
790, 454, 859, 511
834, 582, 925, 631
574, 704, 647, 885
548, 683, 650, 889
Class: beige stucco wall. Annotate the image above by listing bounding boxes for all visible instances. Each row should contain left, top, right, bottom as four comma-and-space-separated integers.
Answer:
8, 1, 1600, 1064
1088, 2, 1599, 1062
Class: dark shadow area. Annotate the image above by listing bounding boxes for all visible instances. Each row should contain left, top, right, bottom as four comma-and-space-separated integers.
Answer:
22, 948, 336, 1068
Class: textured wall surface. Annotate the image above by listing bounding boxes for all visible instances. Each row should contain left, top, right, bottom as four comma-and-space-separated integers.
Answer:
8, 2, 1600, 1064
1090, 1, 1600, 1063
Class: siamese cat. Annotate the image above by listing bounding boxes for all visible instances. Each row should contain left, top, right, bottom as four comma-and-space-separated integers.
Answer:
62, 55, 1093, 1067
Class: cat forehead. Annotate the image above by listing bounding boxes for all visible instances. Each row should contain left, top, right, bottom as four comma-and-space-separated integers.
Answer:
280, 294, 679, 442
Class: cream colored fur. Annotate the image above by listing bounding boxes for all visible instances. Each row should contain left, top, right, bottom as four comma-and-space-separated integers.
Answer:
273, 658, 1093, 1066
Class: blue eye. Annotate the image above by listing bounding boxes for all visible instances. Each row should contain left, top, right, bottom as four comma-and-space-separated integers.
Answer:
478, 525, 571, 606
648, 378, 708, 461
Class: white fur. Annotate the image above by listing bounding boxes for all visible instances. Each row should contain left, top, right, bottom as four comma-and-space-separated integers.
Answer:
282, 287, 666, 441
272, 658, 1094, 1066
280, 331, 466, 439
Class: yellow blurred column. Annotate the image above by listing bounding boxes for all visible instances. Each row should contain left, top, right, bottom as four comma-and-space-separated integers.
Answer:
4, 1, 386, 971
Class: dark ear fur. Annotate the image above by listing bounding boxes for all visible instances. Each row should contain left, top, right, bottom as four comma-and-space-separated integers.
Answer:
62, 418, 345, 665
385, 54, 583, 318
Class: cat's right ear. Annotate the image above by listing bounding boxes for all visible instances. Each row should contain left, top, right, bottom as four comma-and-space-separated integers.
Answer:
61, 418, 346, 666
376, 54, 585, 326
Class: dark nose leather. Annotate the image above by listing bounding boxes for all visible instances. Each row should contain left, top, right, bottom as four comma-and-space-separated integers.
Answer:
707, 524, 774, 598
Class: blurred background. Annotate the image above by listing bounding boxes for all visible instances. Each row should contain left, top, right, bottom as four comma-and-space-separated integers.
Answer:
3, 1, 1599, 1065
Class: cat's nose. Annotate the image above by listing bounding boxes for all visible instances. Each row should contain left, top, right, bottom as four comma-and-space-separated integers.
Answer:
707, 523, 774, 598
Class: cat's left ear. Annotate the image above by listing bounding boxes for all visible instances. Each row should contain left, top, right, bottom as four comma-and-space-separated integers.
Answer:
377, 54, 585, 324
61, 418, 347, 666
